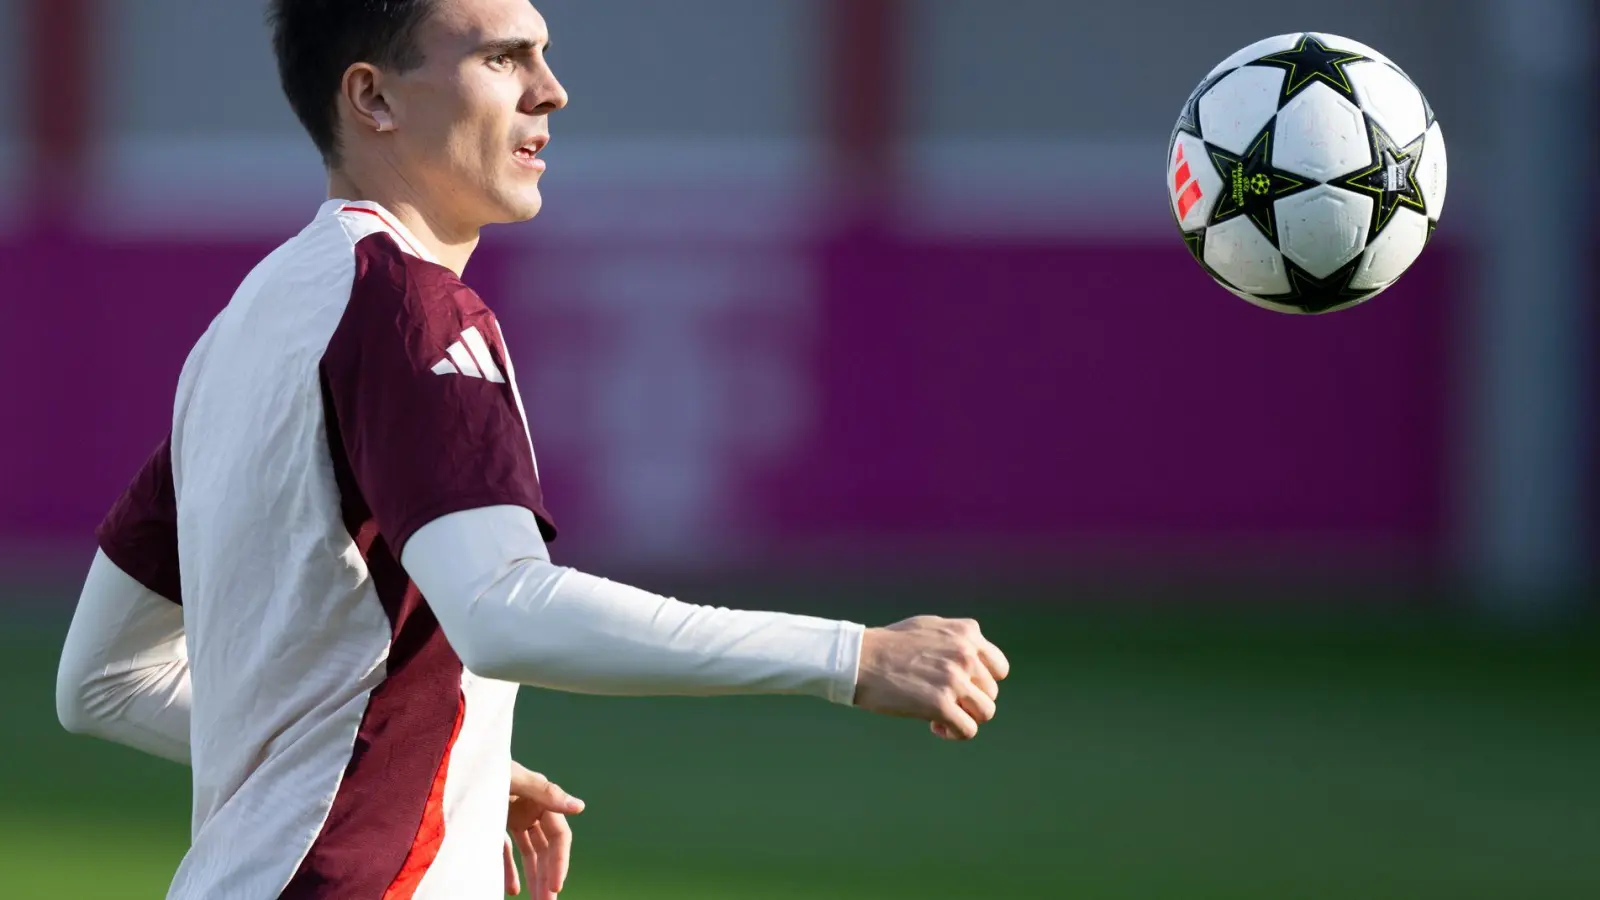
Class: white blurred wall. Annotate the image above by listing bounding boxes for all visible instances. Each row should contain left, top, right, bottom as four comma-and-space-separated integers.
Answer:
24, 0, 1481, 238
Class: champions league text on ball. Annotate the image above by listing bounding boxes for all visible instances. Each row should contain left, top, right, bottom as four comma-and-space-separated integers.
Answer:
1167, 33, 1448, 314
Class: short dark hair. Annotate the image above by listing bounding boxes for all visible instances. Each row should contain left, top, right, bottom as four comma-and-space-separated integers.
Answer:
268, 0, 436, 166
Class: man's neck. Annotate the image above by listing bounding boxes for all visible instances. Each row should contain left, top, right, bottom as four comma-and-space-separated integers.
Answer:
327, 168, 479, 277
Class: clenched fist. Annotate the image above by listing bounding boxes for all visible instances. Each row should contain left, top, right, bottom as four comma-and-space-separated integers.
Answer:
852, 616, 1010, 740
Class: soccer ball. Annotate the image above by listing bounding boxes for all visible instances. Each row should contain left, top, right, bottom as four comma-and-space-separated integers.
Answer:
1167, 33, 1447, 314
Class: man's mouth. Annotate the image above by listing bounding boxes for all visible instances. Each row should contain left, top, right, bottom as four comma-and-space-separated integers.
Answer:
515, 136, 549, 165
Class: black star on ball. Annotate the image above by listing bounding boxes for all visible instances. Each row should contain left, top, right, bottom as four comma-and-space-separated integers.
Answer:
1256, 256, 1378, 315
1252, 34, 1369, 105
1330, 116, 1429, 239
1205, 122, 1317, 245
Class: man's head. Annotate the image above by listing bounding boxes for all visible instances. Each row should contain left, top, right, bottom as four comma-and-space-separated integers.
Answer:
270, 0, 567, 232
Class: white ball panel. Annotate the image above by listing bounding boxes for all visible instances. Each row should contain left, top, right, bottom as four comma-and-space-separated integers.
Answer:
1275, 186, 1373, 279
1417, 121, 1448, 221
1306, 32, 1398, 69
1199, 66, 1288, 156
1349, 207, 1431, 291
1203, 217, 1291, 296
1205, 33, 1304, 79
1349, 61, 1428, 146
1168, 132, 1224, 231
1272, 82, 1371, 181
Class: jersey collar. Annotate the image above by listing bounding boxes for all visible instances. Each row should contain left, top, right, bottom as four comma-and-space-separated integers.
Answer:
319, 199, 441, 266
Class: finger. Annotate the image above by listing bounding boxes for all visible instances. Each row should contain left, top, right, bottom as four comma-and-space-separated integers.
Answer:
509, 768, 587, 816
516, 827, 538, 885
534, 814, 561, 897
540, 811, 573, 896
504, 836, 521, 896
958, 682, 997, 725
970, 661, 1000, 702
978, 639, 1010, 681
936, 698, 980, 740
526, 820, 551, 898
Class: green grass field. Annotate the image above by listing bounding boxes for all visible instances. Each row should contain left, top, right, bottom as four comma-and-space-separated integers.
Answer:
3, 583, 1598, 899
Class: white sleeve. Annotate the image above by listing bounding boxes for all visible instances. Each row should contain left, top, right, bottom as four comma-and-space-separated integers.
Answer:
401, 506, 864, 704
56, 550, 192, 764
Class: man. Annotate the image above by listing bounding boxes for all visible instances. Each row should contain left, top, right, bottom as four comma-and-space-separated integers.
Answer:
54, 2, 1010, 899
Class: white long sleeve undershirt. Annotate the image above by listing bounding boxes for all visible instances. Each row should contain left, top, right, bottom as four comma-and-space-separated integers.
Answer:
56, 549, 192, 764
401, 506, 864, 704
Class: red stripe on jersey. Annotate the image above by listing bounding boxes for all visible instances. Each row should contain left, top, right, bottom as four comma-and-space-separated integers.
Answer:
276, 517, 464, 899
1176, 179, 1204, 220
381, 695, 466, 900
340, 207, 426, 259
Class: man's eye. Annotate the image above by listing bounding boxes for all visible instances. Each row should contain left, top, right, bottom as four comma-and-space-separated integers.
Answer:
489, 54, 513, 69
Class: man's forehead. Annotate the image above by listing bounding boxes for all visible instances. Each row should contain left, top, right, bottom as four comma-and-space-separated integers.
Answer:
426, 0, 548, 44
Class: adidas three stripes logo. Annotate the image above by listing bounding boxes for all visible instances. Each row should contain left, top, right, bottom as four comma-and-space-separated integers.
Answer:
430, 326, 505, 383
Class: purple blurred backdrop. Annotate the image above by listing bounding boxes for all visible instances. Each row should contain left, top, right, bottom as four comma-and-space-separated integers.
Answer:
0, 227, 1454, 575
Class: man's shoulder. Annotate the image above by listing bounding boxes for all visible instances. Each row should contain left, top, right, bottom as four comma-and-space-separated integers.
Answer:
326, 232, 501, 384
349, 230, 485, 318
343, 234, 495, 371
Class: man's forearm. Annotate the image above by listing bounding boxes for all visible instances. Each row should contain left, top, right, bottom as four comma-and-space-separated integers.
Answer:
56, 550, 192, 764
402, 506, 863, 702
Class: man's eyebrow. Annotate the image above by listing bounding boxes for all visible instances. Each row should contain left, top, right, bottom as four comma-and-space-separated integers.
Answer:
476, 37, 549, 56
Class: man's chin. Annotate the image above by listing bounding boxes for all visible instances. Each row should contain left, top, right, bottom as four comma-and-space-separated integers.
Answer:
508, 188, 544, 223
484, 189, 544, 226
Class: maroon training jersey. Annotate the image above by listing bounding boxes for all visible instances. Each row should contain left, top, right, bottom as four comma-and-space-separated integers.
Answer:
97, 200, 554, 900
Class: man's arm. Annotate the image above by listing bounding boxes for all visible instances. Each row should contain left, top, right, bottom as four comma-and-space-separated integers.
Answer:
401, 505, 1005, 738
401, 505, 860, 702
56, 549, 190, 764
56, 437, 192, 763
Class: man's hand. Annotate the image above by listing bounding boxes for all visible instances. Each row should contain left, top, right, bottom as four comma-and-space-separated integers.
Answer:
853, 616, 1010, 740
502, 763, 586, 898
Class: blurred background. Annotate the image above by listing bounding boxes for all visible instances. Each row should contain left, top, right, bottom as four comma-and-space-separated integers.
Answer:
1, 1, 1597, 898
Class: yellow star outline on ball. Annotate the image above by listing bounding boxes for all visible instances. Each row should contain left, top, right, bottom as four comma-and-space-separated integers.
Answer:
1254, 34, 1369, 105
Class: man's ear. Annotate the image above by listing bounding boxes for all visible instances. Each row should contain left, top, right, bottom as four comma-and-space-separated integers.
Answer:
342, 62, 395, 133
